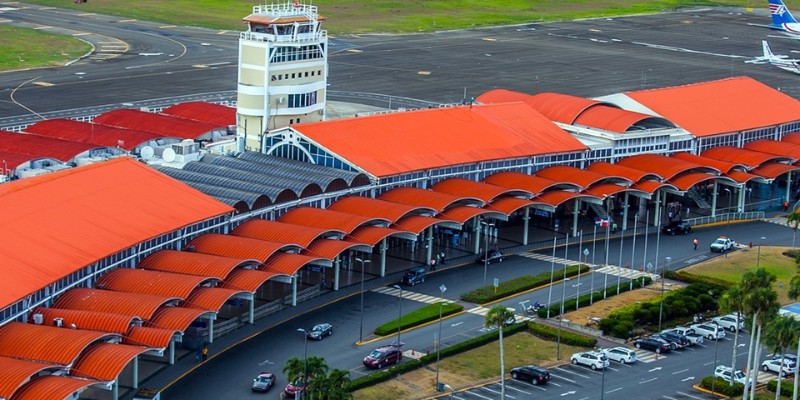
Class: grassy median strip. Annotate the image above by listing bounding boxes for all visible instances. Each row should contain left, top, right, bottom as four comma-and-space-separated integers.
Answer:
461, 264, 588, 304
0, 25, 91, 71
373, 302, 464, 336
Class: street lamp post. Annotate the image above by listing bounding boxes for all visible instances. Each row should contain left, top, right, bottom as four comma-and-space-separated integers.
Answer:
591, 224, 597, 305
582, 248, 590, 308
393, 284, 403, 365
297, 328, 308, 400
659, 257, 671, 333
711, 325, 720, 396
436, 284, 447, 391
641, 210, 649, 287
630, 213, 638, 290
356, 258, 371, 344
557, 265, 568, 360
616, 221, 624, 295
481, 220, 495, 296
757, 236, 766, 268
547, 235, 556, 319
724, 188, 732, 259
604, 214, 611, 299
573, 283, 583, 311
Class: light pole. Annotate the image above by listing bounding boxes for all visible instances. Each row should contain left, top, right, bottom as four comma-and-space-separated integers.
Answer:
557, 265, 568, 360
297, 328, 308, 400
641, 210, 649, 287
630, 213, 638, 290
757, 236, 766, 268
724, 188, 732, 259
604, 212, 611, 299
591, 223, 597, 305
436, 284, 447, 391
659, 257, 671, 333
711, 325, 720, 396
600, 359, 606, 400
583, 248, 590, 307
393, 284, 403, 365
547, 235, 556, 319
356, 257, 371, 344
481, 220, 495, 296
573, 283, 583, 311
616, 220, 624, 295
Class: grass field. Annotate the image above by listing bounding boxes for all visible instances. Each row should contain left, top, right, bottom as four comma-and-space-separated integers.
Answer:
0, 25, 91, 71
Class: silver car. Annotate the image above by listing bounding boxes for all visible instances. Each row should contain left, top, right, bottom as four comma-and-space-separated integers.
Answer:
600, 347, 637, 364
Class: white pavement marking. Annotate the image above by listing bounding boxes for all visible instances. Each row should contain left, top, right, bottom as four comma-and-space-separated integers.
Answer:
634, 349, 666, 363
639, 377, 658, 384
505, 385, 533, 394
463, 389, 494, 399
372, 287, 452, 305
594, 265, 659, 280
556, 368, 591, 379
605, 387, 623, 394
672, 368, 689, 374
550, 374, 576, 383
482, 387, 514, 398
676, 391, 703, 400
517, 252, 578, 265
663, 396, 678, 400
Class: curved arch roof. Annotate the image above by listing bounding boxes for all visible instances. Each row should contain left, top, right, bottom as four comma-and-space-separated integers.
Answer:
184, 287, 250, 312
183, 162, 323, 198
223, 269, 286, 292
95, 268, 216, 299
0, 129, 101, 162
618, 154, 718, 179
349, 225, 416, 245
186, 233, 294, 262
138, 250, 258, 280
0, 151, 42, 171
210, 196, 249, 214
93, 109, 224, 140
124, 326, 179, 348
586, 161, 661, 182
536, 165, 629, 189
752, 162, 800, 179
535, 191, 598, 207
162, 102, 236, 126
305, 239, 371, 259
475, 89, 540, 106
154, 166, 298, 205
238, 151, 371, 188
278, 207, 390, 233
25, 119, 164, 151
632, 180, 678, 194
432, 178, 530, 202
394, 215, 461, 235
0, 322, 117, 366
489, 197, 545, 214
379, 187, 483, 211
262, 252, 331, 276
701, 146, 795, 169
572, 105, 674, 133
185, 182, 272, 210
232, 219, 343, 247
71, 343, 148, 381
53, 288, 179, 320
0, 357, 59, 400
783, 132, 800, 146
745, 139, 800, 160
148, 307, 213, 332
669, 172, 734, 191
477, 91, 608, 124
11, 375, 96, 400
583, 183, 649, 199
439, 205, 506, 223
30, 307, 139, 335
205, 154, 349, 193
328, 196, 436, 222
671, 152, 744, 174
483, 171, 572, 195
725, 170, 765, 184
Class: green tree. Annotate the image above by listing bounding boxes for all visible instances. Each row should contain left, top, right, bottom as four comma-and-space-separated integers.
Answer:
282, 355, 305, 385
788, 210, 800, 249
307, 368, 352, 400
485, 304, 514, 400
739, 268, 777, 399
743, 286, 779, 400
718, 286, 745, 386
282, 355, 329, 398
762, 315, 799, 400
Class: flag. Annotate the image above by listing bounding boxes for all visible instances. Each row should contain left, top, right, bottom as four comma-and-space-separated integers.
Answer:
595, 217, 609, 227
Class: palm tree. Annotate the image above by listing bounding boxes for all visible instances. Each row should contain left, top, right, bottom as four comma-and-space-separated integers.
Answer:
485, 304, 515, 400
744, 287, 779, 400
786, 272, 800, 399
739, 268, 777, 398
762, 315, 799, 400
788, 210, 800, 249
307, 368, 353, 400
282, 355, 305, 385
718, 286, 745, 386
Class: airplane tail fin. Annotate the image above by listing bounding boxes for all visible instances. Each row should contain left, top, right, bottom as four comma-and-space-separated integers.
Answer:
769, 0, 798, 26
762, 40, 775, 58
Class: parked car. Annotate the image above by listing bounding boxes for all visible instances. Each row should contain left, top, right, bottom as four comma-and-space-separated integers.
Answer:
710, 236, 735, 252
363, 342, 403, 369
634, 338, 672, 354
570, 351, 609, 370
653, 332, 690, 349
476, 251, 505, 264
510, 365, 551, 385
284, 378, 307, 398
712, 315, 744, 332
774, 353, 799, 363
306, 323, 333, 340
691, 323, 726, 340
684, 332, 705, 346
400, 267, 426, 286
762, 359, 797, 377
669, 326, 695, 337
662, 221, 691, 235
252, 372, 276, 392
600, 347, 637, 364
715, 365, 748, 386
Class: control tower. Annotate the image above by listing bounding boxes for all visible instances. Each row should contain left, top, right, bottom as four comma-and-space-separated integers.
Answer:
236, 1, 328, 151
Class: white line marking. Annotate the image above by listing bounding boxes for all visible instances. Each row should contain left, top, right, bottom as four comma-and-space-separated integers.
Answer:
676, 391, 703, 400
606, 387, 623, 394
640, 377, 658, 384
672, 368, 689, 374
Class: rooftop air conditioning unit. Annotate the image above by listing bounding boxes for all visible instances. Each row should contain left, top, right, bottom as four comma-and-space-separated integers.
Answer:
54, 317, 63, 327
33, 314, 43, 324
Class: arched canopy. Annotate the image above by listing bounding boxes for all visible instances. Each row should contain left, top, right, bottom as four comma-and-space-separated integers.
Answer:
278, 207, 390, 233
186, 233, 298, 262
149, 307, 214, 333
668, 173, 735, 191
214, 197, 250, 214
0, 322, 119, 366
232, 219, 344, 247
379, 187, 483, 211
573, 105, 675, 133
587, 162, 662, 182
725, 170, 768, 184
632, 180, 679, 194
185, 182, 272, 210
349, 225, 417, 245
535, 191, 600, 207
745, 139, 800, 161
30, 307, 140, 335
154, 166, 298, 205
439, 205, 507, 223
223, 269, 287, 292
671, 152, 744, 174
0, 151, 46, 172
93, 109, 224, 141
53, 288, 179, 320
536, 165, 630, 189
184, 162, 323, 198
183, 287, 250, 312
583, 183, 650, 199
783, 132, 800, 146
431, 178, 530, 202
0, 357, 59, 400
238, 151, 371, 188
125, 326, 180, 348
11, 376, 96, 400
701, 146, 796, 169
262, 252, 331, 276
305, 239, 372, 259
0, 130, 111, 162
489, 197, 553, 214
138, 250, 259, 280
25, 119, 165, 151
71, 343, 149, 381
95, 268, 218, 299
478, 91, 609, 124
752, 162, 800, 179
393, 215, 462, 234
204, 154, 349, 193
328, 196, 436, 222
483, 171, 577, 195
618, 154, 719, 179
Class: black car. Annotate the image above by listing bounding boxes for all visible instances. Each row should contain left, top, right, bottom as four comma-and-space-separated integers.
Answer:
476, 251, 504, 264
652, 332, 690, 349
400, 267, 426, 286
306, 323, 333, 340
634, 338, 672, 354
661, 221, 691, 235
510, 365, 551, 385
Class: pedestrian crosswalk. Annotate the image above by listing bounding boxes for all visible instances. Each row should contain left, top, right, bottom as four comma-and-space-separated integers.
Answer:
517, 252, 580, 266
594, 265, 659, 281
633, 348, 666, 363
467, 306, 530, 324
371, 286, 451, 305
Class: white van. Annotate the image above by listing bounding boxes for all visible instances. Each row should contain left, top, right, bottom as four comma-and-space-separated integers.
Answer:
691, 323, 726, 340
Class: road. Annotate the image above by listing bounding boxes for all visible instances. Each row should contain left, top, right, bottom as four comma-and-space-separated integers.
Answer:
164, 221, 794, 400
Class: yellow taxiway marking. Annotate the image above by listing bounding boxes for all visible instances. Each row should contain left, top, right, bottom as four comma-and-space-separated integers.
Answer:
482, 38, 497, 41
589, 29, 602, 32
217, 30, 227, 34
32, 82, 54, 87
76, 13, 94, 16
38, 7, 55, 10
192, 64, 209, 68
118, 19, 136, 23
72, 32, 91, 36
33, 25, 52, 30
347, 49, 363, 53
98, 49, 126, 53
418, 71, 431, 75
159, 25, 175, 29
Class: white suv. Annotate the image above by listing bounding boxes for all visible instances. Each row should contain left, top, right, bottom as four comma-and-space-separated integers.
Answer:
762, 359, 797, 377
691, 323, 726, 340
715, 365, 748, 386
712, 315, 744, 332
571, 351, 610, 370
600, 347, 637, 364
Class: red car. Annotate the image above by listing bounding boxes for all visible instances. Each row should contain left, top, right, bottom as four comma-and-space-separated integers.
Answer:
363, 342, 404, 369
284, 378, 307, 398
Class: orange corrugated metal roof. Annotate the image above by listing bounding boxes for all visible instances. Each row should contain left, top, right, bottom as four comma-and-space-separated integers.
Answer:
439, 205, 506, 224
95, 268, 215, 299
582, 183, 647, 199
632, 180, 678, 194
25, 119, 163, 151
0, 322, 117, 366
184, 287, 249, 312
138, 250, 255, 280
232, 219, 343, 247
124, 326, 178, 348
701, 146, 794, 169
671, 152, 743, 174
783, 132, 800, 146
477, 90, 607, 124
149, 307, 211, 332
393, 215, 459, 235
30, 307, 139, 335
53, 288, 179, 320
587, 161, 661, 182
278, 207, 390, 233
618, 154, 716, 180
535, 191, 595, 207
489, 197, 542, 214
432, 178, 529, 202
573, 105, 665, 133
536, 165, 628, 189
292, 103, 586, 177
625, 77, 800, 137
93, 109, 224, 140
223, 269, 285, 292
0, 357, 59, 400
187, 233, 293, 262
349, 226, 414, 246
745, 139, 800, 160
668, 172, 730, 191
11, 375, 96, 400
752, 162, 800, 179
0, 157, 232, 311
725, 170, 764, 184
0, 129, 98, 162
71, 343, 148, 381
262, 252, 329, 276
305, 239, 370, 260
162, 102, 236, 126
379, 187, 482, 211
483, 171, 572, 195
328, 196, 436, 222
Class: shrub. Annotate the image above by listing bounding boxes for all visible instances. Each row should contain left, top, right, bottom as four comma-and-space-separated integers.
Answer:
662, 270, 734, 290
349, 359, 423, 391
767, 379, 795, 397
699, 376, 744, 397
525, 321, 597, 347
373, 302, 463, 336
461, 265, 588, 304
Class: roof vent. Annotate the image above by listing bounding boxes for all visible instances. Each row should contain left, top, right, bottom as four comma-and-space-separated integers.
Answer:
33, 314, 43, 324
54, 317, 63, 327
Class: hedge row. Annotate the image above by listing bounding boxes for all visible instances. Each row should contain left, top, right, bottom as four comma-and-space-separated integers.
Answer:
526, 321, 597, 347
537, 277, 653, 319
374, 302, 464, 336
699, 376, 745, 397
767, 379, 796, 397
460, 265, 588, 304
662, 270, 734, 290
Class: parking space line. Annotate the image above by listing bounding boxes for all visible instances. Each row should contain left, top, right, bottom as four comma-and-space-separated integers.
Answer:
606, 366, 618, 371
550, 374, 576, 383
463, 390, 494, 399
639, 377, 658, 384
504, 384, 532, 394
482, 386, 514, 398
663, 396, 678, 400
555, 368, 591, 379
676, 391, 703, 399
606, 387, 623, 394
672, 368, 689, 374
510, 380, 545, 391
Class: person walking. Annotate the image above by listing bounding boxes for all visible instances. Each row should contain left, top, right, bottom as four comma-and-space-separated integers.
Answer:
693, 238, 699, 250
440, 251, 446, 266
430, 259, 436, 271
201, 345, 208, 362
784, 200, 789, 212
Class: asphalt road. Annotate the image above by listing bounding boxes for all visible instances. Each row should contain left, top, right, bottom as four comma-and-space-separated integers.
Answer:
163, 220, 796, 400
